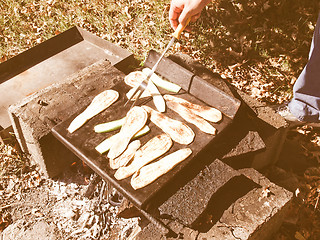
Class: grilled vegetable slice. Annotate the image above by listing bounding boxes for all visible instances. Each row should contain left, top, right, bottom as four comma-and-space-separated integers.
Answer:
131, 148, 192, 190
126, 87, 151, 100
142, 105, 194, 145
107, 106, 147, 159
94, 117, 125, 133
114, 134, 172, 180
67, 89, 119, 133
109, 140, 141, 169
95, 125, 150, 154
142, 68, 181, 93
163, 95, 222, 123
166, 101, 216, 135
124, 71, 165, 112
125, 70, 181, 93
124, 71, 146, 88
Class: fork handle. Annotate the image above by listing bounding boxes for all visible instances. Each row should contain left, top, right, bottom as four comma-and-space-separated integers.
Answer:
172, 17, 191, 39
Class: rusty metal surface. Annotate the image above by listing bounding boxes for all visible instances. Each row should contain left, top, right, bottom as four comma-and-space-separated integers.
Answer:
0, 26, 133, 129
52, 57, 241, 210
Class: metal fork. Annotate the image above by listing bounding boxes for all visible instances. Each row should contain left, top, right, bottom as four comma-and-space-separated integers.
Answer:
124, 37, 176, 108
124, 72, 150, 108
124, 18, 191, 108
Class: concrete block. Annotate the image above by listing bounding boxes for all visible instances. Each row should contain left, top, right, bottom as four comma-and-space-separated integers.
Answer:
136, 160, 293, 240
236, 89, 288, 169
8, 60, 125, 177
214, 87, 288, 170
158, 159, 244, 226
196, 168, 293, 240
167, 53, 288, 170
222, 130, 266, 159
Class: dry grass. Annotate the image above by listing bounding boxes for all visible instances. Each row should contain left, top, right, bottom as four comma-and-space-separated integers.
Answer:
1, 0, 171, 62
0, 143, 27, 178
1, 0, 318, 104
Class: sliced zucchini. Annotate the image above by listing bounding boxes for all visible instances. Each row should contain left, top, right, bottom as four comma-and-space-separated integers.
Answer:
94, 117, 125, 133
95, 125, 150, 154
142, 68, 181, 93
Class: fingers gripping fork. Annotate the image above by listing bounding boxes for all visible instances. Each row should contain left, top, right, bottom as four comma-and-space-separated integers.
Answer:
124, 78, 148, 108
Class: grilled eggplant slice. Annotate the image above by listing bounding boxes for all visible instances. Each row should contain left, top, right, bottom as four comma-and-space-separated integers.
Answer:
95, 125, 149, 154
131, 148, 192, 190
126, 87, 151, 99
166, 101, 216, 135
114, 134, 172, 180
124, 71, 146, 88
109, 140, 141, 170
67, 90, 119, 133
163, 95, 222, 123
142, 105, 195, 145
125, 71, 151, 99
125, 71, 165, 112
107, 106, 147, 159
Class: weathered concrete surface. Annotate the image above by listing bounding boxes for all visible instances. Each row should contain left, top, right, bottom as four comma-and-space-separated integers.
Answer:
158, 159, 244, 226
0, 26, 134, 129
222, 130, 266, 159
136, 160, 293, 240
235, 89, 287, 130
222, 89, 288, 170
8, 60, 125, 177
168, 53, 288, 170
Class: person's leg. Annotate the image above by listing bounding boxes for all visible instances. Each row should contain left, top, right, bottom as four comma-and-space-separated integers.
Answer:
288, 14, 320, 122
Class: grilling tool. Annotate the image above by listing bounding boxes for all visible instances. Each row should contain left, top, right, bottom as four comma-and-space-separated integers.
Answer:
125, 18, 191, 110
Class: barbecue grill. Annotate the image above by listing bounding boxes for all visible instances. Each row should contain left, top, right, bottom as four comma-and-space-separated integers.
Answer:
2, 27, 287, 235
49, 47, 247, 233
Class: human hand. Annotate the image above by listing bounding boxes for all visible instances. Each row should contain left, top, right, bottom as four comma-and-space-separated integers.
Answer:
169, 0, 211, 31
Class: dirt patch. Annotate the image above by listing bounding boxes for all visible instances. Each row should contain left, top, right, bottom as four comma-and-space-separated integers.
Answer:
0, 151, 140, 239
1, 123, 320, 239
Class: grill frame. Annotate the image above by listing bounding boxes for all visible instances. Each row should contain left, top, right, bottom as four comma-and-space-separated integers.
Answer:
51, 50, 242, 211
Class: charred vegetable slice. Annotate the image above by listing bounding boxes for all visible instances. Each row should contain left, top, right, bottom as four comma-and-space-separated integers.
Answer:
109, 140, 141, 170
163, 95, 222, 123
166, 101, 216, 135
107, 106, 147, 159
95, 125, 150, 154
131, 148, 192, 190
142, 68, 181, 93
124, 71, 165, 112
67, 90, 119, 133
142, 105, 194, 145
114, 134, 172, 180
125, 70, 181, 93
124, 71, 146, 88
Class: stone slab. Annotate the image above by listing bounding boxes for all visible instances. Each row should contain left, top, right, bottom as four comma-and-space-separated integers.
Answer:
8, 60, 126, 177
222, 130, 266, 159
235, 90, 287, 130
136, 160, 293, 240
168, 53, 234, 97
158, 159, 244, 226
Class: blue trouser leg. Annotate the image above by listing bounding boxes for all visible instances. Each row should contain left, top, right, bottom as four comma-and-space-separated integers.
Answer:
288, 14, 320, 122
